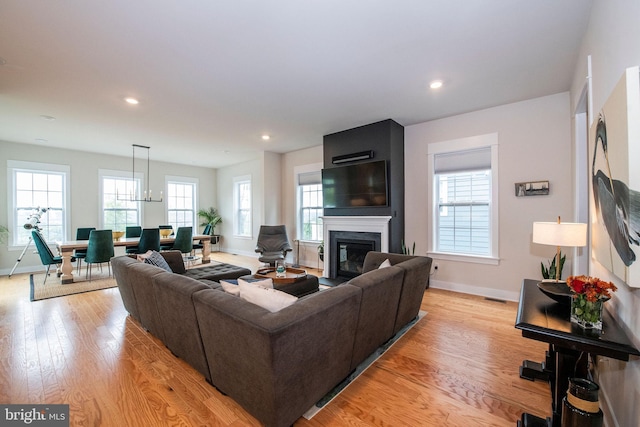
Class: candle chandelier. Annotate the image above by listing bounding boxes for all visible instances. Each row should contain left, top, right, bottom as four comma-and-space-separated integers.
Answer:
117, 144, 163, 203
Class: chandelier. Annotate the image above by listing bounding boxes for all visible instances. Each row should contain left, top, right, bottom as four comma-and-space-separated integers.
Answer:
117, 144, 163, 202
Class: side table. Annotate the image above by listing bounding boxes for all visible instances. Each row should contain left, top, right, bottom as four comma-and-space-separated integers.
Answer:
515, 279, 639, 427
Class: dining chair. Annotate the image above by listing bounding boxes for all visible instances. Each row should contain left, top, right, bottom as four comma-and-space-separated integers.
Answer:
85, 229, 115, 281
125, 226, 143, 254
74, 227, 95, 273
172, 227, 193, 254
136, 228, 161, 254
31, 230, 67, 285
192, 224, 211, 254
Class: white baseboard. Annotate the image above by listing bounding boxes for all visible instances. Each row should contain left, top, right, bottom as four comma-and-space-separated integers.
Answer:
429, 279, 520, 302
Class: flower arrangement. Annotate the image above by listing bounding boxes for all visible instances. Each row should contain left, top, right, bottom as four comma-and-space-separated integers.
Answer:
566, 275, 617, 330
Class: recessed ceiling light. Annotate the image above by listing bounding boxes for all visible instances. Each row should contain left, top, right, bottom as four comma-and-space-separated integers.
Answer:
429, 80, 443, 89
262, 134, 271, 141
40, 115, 56, 121
0, 57, 7, 66
124, 97, 139, 105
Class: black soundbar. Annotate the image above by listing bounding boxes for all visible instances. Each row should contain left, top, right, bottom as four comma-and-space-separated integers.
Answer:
331, 150, 374, 164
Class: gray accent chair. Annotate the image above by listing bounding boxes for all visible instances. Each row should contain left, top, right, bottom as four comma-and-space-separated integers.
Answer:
254, 225, 292, 265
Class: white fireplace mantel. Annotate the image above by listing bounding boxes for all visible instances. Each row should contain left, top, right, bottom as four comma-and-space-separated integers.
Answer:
321, 216, 392, 277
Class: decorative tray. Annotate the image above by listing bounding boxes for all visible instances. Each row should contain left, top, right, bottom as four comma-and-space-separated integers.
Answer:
255, 267, 307, 284
537, 281, 572, 305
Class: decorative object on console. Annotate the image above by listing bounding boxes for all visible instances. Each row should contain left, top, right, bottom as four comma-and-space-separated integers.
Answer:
566, 275, 616, 331
532, 216, 587, 282
117, 144, 163, 202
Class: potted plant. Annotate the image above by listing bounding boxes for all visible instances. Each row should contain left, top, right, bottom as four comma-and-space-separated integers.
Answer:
317, 241, 324, 261
197, 207, 222, 239
0, 225, 8, 245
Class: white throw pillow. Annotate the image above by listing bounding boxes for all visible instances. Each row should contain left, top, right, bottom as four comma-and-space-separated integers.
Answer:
220, 280, 241, 296
378, 258, 392, 269
238, 277, 273, 289
238, 280, 298, 312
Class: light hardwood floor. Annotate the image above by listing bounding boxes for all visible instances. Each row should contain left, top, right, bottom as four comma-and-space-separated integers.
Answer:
0, 253, 550, 426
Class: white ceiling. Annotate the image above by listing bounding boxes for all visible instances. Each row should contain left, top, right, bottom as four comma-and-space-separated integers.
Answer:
0, 1, 593, 168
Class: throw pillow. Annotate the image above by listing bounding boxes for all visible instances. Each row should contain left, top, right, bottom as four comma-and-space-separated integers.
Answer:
142, 250, 172, 272
238, 280, 298, 312
378, 258, 392, 269
220, 280, 240, 296
238, 277, 273, 289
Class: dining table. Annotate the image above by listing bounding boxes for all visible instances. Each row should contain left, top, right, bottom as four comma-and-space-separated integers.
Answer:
55, 234, 211, 284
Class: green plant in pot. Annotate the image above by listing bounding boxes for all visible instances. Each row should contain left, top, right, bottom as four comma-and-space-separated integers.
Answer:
0, 225, 8, 245
541, 250, 565, 280
197, 207, 222, 235
317, 241, 324, 261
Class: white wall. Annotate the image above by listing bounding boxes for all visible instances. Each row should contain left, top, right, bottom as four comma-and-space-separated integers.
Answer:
405, 92, 573, 301
570, 2, 640, 426
0, 140, 217, 275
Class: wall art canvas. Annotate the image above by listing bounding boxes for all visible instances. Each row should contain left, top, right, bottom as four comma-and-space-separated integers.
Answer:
589, 66, 640, 288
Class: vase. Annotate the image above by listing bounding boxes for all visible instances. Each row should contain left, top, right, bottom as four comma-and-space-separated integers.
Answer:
570, 294, 603, 330
561, 378, 603, 427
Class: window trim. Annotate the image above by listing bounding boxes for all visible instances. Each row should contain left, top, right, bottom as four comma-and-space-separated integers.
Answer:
165, 175, 199, 230
294, 162, 323, 242
233, 175, 252, 238
7, 160, 71, 250
427, 134, 499, 264
98, 169, 143, 230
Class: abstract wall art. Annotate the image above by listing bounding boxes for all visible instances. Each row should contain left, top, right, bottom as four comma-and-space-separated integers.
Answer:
589, 66, 640, 288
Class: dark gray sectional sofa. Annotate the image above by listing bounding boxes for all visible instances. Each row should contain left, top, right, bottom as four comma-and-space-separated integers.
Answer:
112, 250, 432, 427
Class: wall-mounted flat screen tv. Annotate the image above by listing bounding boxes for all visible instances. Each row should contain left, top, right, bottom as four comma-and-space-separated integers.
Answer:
322, 160, 388, 208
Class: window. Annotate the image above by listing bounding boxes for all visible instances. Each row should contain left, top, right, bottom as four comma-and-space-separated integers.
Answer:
297, 170, 323, 241
166, 178, 197, 230
99, 170, 141, 231
428, 134, 498, 263
8, 161, 70, 247
233, 175, 252, 237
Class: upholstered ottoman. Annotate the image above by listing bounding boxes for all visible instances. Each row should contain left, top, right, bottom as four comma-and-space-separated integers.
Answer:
238, 274, 319, 297
184, 263, 252, 282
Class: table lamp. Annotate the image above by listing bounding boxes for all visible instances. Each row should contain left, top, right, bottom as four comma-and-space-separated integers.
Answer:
532, 216, 587, 282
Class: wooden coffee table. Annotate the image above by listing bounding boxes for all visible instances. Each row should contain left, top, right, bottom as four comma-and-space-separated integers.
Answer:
255, 266, 307, 284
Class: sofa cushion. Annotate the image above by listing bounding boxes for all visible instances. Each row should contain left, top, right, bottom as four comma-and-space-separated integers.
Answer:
378, 258, 392, 269
142, 250, 172, 272
238, 280, 298, 312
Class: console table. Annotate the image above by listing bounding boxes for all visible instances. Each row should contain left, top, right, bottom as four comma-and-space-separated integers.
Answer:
515, 279, 639, 427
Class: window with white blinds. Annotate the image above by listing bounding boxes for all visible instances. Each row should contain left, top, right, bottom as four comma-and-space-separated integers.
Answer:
428, 135, 498, 261
297, 170, 323, 241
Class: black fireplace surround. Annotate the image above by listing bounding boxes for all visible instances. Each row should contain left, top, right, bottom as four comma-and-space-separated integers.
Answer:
329, 231, 381, 279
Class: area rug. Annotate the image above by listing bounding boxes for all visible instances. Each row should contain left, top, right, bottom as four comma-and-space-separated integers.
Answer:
30, 271, 117, 301
302, 310, 427, 419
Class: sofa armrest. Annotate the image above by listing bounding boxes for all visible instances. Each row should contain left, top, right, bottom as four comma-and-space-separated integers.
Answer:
193, 284, 362, 427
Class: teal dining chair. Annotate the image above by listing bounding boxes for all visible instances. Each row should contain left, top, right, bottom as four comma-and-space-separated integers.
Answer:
136, 228, 161, 254
125, 226, 143, 254
31, 230, 68, 285
74, 227, 95, 273
85, 229, 115, 281
169, 226, 193, 255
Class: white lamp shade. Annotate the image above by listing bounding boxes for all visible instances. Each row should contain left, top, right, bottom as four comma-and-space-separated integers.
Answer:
532, 222, 587, 247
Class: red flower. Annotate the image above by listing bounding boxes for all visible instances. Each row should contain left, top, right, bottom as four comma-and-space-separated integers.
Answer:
566, 275, 617, 303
